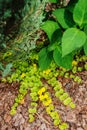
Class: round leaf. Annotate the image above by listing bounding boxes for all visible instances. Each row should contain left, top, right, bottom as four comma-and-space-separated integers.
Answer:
41, 20, 59, 41
62, 28, 87, 57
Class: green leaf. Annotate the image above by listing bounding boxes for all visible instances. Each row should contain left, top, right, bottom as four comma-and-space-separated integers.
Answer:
53, 47, 73, 69
53, 8, 75, 29
29, 114, 35, 122
28, 108, 37, 114
49, 0, 57, 3
47, 29, 62, 52
0, 63, 4, 71
59, 123, 68, 130
84, 41, 87, 55
38, 47, 53, 70
3, 10, 11, 19
2, 63, 13, 77
70, 102, 76, 109
51, 29, 63, 43
67, 0, 78, 13
84, 25, 87, 35
63, 97, 72, 105
41, 20, 59, 41
73, 0, 87, 27
48, 42, 58, 52
84, 25, 87, 55
62, 28, 87, 57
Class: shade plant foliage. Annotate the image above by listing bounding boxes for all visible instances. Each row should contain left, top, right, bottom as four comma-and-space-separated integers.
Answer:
0, 1, 87, 130
39, 0, 87, 70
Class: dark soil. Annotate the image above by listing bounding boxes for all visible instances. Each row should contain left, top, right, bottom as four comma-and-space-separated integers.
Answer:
0, 71, 87, 130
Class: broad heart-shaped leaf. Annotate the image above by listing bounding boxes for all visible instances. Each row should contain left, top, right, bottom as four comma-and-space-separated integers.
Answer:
41, 20, 59, 41
62, 28, 87, 57
53, 47, 73, 69
73, 0, 87, 27
38, 47, 53, 70
53, 8, 75, 29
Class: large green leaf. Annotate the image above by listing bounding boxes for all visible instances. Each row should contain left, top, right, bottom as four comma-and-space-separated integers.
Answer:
73, 0, 87, 27
41, 20, 59, 41
53, 47, 73, 69
53, 8, 75, 29
38, 47, 53, 70
62, 28, 87, 57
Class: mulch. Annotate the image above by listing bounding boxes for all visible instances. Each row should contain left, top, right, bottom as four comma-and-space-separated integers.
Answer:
0, 1, 87, 129
0, 71, 87, 130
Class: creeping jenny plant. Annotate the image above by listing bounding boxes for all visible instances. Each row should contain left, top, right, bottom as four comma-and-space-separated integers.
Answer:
3, 52, 79, 130
2, 52, 87, 129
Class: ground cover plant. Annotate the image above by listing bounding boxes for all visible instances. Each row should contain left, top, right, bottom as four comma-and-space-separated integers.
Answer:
1, 52, 87, 130
0, 0, 87, 130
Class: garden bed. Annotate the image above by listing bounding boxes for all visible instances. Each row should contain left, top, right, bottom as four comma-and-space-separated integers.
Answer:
0, 71, 87, 130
